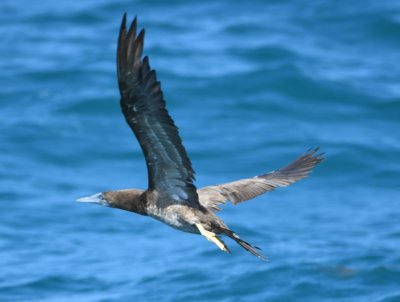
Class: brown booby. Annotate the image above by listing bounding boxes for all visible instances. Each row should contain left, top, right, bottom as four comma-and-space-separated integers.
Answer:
77, 14, 324, 260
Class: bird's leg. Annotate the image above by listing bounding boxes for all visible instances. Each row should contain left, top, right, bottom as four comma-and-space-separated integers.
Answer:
195, 223, 230, 253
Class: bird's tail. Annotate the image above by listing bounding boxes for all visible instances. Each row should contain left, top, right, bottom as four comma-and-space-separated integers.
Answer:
219, 228, 267, 261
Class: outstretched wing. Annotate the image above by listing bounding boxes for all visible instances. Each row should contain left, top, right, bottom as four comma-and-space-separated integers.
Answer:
198, 148, 323, 211
117, 14, 199, 208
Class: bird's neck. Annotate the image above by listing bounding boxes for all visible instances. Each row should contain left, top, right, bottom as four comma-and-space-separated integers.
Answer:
104, 189, 147, 215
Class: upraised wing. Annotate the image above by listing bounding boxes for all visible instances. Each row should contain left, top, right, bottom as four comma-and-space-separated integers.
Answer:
117, 14, 199, 208
198, 148, 323, 211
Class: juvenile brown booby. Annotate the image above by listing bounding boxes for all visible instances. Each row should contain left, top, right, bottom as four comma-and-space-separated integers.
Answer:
77, 14, 324, 260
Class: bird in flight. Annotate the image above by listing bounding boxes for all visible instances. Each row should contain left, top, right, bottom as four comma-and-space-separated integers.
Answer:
78, 14, 323, 260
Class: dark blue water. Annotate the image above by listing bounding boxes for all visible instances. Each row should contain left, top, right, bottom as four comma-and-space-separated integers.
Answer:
1, 0, 400, 301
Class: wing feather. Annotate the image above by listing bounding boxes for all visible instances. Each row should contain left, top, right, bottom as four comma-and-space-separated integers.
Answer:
117, 14, 199, 208
198, 148, 324, 211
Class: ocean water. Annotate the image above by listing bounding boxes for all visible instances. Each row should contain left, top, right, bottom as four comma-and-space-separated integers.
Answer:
1, 0, 399, 301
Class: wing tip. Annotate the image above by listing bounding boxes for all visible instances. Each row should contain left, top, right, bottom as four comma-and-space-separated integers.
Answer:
127, 15, 138, 38
305, 146, 325, 164
120, 12, 127, 32
137, 28, 145, 46
117, 13, 146, 85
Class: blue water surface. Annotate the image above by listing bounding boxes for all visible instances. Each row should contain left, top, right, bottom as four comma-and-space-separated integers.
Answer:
1, 0, 400, 301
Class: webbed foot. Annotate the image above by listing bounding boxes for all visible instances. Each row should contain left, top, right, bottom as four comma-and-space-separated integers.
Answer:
196, 223, 230, 253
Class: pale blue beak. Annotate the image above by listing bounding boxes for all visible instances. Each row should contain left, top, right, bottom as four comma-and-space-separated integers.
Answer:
76, 193, 107, 206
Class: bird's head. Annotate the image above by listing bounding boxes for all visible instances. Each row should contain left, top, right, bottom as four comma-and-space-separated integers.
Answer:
76, 189, 146, 215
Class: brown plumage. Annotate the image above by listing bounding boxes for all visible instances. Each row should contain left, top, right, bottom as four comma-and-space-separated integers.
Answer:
77, 14, 324, 260
198, 149, 324, 212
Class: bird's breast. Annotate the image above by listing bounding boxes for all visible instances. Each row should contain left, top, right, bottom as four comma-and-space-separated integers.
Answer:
146, 204, 200, 234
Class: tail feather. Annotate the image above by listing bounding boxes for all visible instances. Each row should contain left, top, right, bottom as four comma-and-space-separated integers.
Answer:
220, 228, 267, 261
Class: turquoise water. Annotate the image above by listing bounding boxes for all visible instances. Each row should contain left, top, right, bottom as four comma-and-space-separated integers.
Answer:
1, 0, 400, 301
